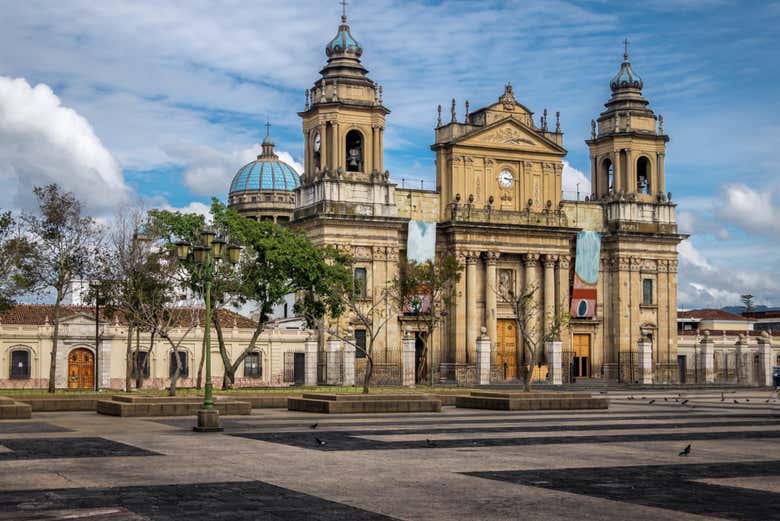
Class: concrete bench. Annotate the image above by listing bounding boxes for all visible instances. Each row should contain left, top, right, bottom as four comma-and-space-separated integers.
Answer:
456, 391, 609, 411
0, 396, 32, 419
289, 393, 442, 414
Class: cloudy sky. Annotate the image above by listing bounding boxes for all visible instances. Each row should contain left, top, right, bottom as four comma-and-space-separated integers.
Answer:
0, 0, 778, 309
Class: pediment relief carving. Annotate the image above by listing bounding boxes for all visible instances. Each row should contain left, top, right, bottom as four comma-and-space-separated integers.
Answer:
477, 126, 536, 146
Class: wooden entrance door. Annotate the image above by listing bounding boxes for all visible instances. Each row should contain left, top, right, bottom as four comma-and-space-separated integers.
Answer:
572, 334, 591, 378
496, 319, 517, 379
68, 348, 94, 389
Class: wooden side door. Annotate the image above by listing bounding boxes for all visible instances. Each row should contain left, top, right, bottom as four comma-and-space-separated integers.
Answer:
496, 319, 517, 380
572, 334, 591, 378
68, 348, 94, 389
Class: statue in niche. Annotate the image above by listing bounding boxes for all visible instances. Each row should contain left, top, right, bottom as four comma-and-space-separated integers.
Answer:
345, 129, 363, 172
348, 146, 360, 168
498, 269, 513, 299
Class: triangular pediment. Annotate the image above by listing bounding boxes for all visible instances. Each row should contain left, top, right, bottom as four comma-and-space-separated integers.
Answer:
59, 313, 98, 325
454, 118, 566, 155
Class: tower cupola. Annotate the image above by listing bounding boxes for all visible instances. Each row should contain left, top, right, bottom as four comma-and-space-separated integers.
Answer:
610, 50, 643, 92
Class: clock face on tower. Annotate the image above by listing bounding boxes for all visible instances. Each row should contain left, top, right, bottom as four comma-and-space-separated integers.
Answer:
498, 169, 514, 188
313, 131, 321, 152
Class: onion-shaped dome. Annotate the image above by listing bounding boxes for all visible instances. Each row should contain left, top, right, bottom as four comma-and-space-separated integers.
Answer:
610, 51, 643, 91
229, 129, 300, 194
325, 15, 362, 58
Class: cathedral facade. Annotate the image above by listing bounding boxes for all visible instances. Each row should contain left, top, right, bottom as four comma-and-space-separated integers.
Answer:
229, 14, 685, 384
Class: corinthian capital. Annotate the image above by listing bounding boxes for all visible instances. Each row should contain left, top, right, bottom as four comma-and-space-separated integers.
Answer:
523, 253, 540, 267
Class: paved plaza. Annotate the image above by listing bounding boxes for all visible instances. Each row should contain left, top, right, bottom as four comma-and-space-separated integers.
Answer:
0, 389, 778, 520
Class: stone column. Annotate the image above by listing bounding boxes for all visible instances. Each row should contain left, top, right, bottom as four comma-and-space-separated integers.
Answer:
699, 331, 715, 384
466, 251, 479, 365
757, 332, 773, 387
304, 335, 318, 386
557, 256, 571, 353
331, 121, 340, 170
484, 252, 499, 352
454, 250, 467, 364
378, 127, 384, 172
401, 328, 416, 387
637, 336, 653, 384
326, 336, 341, 385
545, 340, 563, 385
475, 327, 491, 385
543, 255, 557, 332
342, 335, 355, 387
320, 122, 328, 172
612, 151, 621, 192
523, 254, 540, 366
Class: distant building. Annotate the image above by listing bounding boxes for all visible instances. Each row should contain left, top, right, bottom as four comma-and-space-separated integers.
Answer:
743, 310, 780, 332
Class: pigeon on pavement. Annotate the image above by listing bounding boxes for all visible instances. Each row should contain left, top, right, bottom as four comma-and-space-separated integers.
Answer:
679, 444, 691, 457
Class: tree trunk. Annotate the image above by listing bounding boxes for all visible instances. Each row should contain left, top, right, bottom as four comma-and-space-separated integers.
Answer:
135, 327, 143, 389
211, 312, 234, 389
47, 295, 63, 393
362, 355, 373, 394
168, 337, 180, 397
196, 335, 205, 389
125, 324, 133, 391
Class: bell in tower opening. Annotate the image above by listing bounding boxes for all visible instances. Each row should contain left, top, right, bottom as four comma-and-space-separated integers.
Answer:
346, 129, 363, 172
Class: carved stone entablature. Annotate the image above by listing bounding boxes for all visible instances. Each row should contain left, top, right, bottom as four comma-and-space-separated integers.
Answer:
630, 257, 643, 272
613, 256, 631, 271
464, 156, 474, 165
524, 161, 533, 169
334, 244, 353, 256
668, 260, 678, 273
523, 253, 540, 267
542, 162, 554, 172
558, 256, 571, 269
485, 158, 495, 166
372, 246, 387, 260
386, 247, 400, 262
484, 251, 500, 265
452, 155, 464, 165
641, 259, 658, 272
543, 254, 559, 267
353, 246, 372, 261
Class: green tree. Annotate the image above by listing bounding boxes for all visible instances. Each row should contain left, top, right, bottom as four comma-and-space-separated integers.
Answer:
388, 255, 462, 385
150, 199, 350, 389
740, 294, 755, 314
22, 185, 102, 393
0, 211, 36, 310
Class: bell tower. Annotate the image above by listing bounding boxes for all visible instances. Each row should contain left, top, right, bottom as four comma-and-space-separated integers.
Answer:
298, 8, 389, 184
587, 43, 669, 201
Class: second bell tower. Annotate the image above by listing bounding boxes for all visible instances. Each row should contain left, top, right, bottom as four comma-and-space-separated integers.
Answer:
299, 10, 389, 184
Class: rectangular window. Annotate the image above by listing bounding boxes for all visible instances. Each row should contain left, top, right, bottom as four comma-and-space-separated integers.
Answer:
643, 279, 654, 305
244, 352, 262, 377
131, 351, 150, 378
169, 351, 189, 378
354, 329, 367, 358
10, 350, 30, 379
354, 267, 367, 298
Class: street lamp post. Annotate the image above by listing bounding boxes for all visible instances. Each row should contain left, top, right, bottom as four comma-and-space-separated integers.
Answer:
175, 230, 241, 433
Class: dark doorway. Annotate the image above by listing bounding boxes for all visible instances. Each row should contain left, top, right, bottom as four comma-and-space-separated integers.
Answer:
414, 332, 428, 384
677, 355, 687, 384
293, 352, 305, 384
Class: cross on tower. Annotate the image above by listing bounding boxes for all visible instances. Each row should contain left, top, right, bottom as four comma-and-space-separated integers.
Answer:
340, 0, 348, 20
265, 121, 271, 137
623, 38, 630, 59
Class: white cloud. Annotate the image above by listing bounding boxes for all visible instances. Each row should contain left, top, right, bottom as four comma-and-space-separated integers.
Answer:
0, 76, 131, 212
718, 183, 780, 235
562, 161, 591, 200
678, 239, 713, 272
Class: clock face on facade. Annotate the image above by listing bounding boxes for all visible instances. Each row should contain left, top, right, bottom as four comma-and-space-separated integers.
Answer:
498, 169, 514, 188
313, 131, 321, 152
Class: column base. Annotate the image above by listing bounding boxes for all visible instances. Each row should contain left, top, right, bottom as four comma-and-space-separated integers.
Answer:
193, 409, 223, 433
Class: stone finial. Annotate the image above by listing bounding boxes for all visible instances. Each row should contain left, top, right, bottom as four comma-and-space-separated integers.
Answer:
555, 111, 561, 133
658, 114, 664, 134
305, 89, 310, 110
591, 119, 596, 139
451, 98, 457, 123
464, 100, 470, 123
437, 104, 442, 127
378, 85, 383, 103
667, 191, 672, 202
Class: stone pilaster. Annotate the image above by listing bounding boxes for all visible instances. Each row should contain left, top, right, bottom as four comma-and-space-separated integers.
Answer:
543, 255, 557, 333
735, 334, 748, 384
557, 256, 571, 353
454, 249, 468, 365
699, 331, 715, 384
342, 335, 355, 387
545, 341, 563, 385
475, 327, 491, 386
326, 336, 342, 385
757, 332, 773, 387
401, 328, 416, 387
304, 335, 318, 386
523, 253, 540, 364
484, 252, 499, 354
637, 336, 653, 384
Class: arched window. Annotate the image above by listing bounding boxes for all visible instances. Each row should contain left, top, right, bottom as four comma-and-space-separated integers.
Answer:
244, 352, 262, 377
602, 158, 614, 194
345, 130, 363, 172
169, 351, 189, 378
10, 349, 30, 379
637, 156, 651, 194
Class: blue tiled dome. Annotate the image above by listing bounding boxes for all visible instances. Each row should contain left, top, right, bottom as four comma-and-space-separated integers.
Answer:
325, 15, 362, 58
229, 132, 300, 194
610, 52, 643, 91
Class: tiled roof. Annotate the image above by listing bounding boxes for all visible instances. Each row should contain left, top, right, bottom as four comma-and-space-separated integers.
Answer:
0, 304, 257, 329
677, 309, 752, 322
743, 310, 780, 319
679, 329, 778, 337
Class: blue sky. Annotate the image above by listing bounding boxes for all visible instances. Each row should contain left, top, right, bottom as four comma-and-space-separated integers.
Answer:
0, 0, 778, 309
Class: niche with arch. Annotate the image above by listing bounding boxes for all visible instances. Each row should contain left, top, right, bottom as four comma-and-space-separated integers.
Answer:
602, 157, 614, 194
636, 156, 651, 194
345, 129, 364, 172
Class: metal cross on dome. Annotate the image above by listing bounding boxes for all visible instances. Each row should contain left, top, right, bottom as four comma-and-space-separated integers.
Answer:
265, 121, 271, 137
624, 38, 630, 59
340, 0, 348, 19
